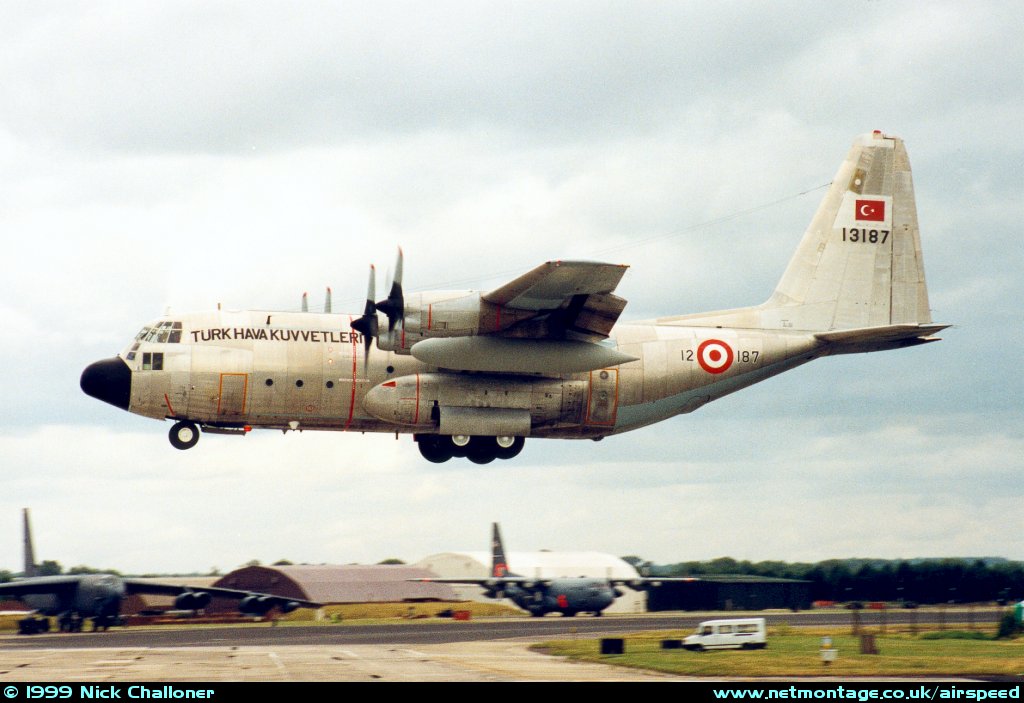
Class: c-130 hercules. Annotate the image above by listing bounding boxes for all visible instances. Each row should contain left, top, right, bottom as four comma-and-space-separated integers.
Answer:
81, 132, 947, 464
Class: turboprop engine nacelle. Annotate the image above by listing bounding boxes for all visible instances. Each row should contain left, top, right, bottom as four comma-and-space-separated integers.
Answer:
375, 291, 536, 353
363, 373, 587, 435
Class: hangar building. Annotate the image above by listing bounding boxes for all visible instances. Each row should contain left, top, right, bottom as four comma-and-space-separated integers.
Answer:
208, 564, 457, 609
414, 550, 647, 614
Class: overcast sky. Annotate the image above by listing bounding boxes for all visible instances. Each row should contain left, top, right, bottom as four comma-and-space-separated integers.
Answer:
1, 1, 1021, 575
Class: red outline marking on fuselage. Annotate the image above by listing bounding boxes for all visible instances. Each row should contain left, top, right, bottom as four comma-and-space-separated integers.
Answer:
345, 316, 357, 430
163, 393, 176, 417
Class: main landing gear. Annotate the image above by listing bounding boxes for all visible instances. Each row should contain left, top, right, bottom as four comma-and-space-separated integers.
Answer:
415, 434, 525, 464
17, 616, 50, 635
169, 420, 200, 450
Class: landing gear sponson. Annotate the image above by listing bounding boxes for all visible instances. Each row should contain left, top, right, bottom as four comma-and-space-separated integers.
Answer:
415, 434, 525, 464
168, 420, 525, 464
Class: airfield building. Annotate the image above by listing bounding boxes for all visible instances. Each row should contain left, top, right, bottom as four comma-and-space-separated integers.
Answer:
209, 564, 457, 608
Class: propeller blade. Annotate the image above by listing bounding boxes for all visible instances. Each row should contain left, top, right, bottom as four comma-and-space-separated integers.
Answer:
350, 265, 378, 365
376, 247, 404, 332
324, 286, 332, 314
301, 291, 309, 313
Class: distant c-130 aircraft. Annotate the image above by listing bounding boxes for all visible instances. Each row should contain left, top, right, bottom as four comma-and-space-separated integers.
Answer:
81, 132, 947, 464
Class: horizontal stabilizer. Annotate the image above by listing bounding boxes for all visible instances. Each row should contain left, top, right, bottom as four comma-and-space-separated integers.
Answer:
411, 336, 637, 373
814, 323, 950, 345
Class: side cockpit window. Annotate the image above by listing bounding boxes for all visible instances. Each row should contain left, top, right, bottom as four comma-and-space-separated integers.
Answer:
142, 352, 164, 371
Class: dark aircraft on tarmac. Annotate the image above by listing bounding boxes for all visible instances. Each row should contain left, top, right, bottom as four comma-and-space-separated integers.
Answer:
0, 509, 320, 634
412, 523, 691, 617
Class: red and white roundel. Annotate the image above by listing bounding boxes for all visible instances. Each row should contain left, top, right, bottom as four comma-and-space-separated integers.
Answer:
697, 339, 734, 374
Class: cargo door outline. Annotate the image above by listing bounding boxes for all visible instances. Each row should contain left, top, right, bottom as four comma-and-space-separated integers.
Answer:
585, 369, 618, 426
217, 373, 248, 418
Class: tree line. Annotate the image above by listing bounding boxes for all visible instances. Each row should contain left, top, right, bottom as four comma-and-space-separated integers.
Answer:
631, 557, 1024, 605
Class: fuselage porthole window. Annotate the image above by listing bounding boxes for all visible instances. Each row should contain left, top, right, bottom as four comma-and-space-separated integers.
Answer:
296, 380, 304, 388
265, 379, 274, 387
326, 381, 334, 389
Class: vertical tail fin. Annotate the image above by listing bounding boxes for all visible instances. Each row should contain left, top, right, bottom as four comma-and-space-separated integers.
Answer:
23, 508, 38, 577
767, 131, 934, 331
490, 522, 509, 578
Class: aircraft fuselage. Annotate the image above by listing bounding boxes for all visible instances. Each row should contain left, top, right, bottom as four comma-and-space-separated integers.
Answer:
82, 308, 824, 452
80, 134, 946, 462
505, 578, 617, 617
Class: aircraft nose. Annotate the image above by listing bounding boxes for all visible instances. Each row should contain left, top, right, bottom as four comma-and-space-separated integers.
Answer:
80, 357, 131, 410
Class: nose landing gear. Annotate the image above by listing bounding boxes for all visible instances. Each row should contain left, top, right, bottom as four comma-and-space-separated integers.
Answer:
169, 421, 200, 450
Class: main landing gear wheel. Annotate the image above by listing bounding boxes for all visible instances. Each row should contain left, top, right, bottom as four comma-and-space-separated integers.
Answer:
415, 435, 526, 463
169, 421, 200, 450
466, 437, 497, 465
416, 435, 455, 463
494, 436, 525, 460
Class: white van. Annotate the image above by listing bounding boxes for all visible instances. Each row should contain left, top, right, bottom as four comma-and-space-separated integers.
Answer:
682, 617, 767, 651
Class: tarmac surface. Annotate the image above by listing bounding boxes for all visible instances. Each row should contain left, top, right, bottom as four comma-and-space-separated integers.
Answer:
0, 640, 679, 682
0, 610, 1007, 683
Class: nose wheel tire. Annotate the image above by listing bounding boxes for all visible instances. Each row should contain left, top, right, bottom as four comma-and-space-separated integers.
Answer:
169, 421, 200, 450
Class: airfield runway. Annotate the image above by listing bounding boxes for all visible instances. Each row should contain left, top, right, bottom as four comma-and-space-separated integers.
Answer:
0, 616, 694, 682
0, 610, 1004, 682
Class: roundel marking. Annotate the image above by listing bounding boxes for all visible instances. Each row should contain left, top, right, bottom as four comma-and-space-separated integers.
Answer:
697, 339, 734, 374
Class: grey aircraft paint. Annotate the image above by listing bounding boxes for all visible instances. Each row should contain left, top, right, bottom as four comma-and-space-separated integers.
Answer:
0, 509, 320, 634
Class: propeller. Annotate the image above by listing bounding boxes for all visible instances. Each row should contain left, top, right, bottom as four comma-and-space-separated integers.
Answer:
376, 247, 405, 333
350, 265, 378, 364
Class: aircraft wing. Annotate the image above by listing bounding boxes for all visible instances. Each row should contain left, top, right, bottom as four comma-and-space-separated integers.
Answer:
612, 577, 700, 591
0, 576, 81, 598
407, 577, 549, 588
122, 579, 321, 609
482, 260, 629, 341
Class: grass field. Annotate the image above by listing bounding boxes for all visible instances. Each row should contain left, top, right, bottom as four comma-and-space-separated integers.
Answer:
532, 627, 1024, 678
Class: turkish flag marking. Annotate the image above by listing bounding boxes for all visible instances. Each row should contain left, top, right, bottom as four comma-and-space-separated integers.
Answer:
855, 199, 885, 221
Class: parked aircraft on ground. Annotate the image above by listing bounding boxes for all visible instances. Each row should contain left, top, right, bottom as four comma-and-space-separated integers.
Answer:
0, 510, 320, 634
81, 132, 947, 463
412, 523, 690, 617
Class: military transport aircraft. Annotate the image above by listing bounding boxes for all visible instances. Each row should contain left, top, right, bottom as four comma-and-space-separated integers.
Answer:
411, 523, 691, 617
81, 132, 947, 463
0, 509, 320, 634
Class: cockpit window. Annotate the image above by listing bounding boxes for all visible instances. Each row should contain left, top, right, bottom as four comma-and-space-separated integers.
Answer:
139, 321, 183, 344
